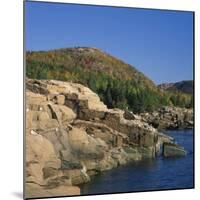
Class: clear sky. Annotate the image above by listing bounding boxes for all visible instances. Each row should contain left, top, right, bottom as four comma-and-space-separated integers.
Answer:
26, 1, 194, 84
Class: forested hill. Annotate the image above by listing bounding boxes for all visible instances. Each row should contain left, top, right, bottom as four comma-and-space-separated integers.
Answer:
27, 47, 156, 88
26, 47, 193, 113
158, 80, 193, 95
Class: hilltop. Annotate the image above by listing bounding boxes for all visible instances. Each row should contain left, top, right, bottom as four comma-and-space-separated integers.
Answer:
26, 47, 193, 112
27, 47, 156, 88
158, 80, 193, 95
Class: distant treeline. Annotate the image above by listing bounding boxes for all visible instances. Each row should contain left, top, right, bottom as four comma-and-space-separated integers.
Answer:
26, 60, 193, 113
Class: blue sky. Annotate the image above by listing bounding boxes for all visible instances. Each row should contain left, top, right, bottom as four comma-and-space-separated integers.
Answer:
26, 1, 194, 84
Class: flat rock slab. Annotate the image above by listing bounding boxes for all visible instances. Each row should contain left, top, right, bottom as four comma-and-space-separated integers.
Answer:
163, 143, 187, 157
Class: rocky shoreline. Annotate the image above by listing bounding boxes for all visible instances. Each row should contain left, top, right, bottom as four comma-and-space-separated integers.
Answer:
140, 107, 193, 130
25, 79, 193, 198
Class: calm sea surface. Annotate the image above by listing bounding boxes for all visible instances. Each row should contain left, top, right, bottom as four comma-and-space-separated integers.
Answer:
80, 130, 194, 195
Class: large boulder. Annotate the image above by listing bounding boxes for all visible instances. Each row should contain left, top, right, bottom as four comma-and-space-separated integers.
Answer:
26, 91, 47, 105
102, 109, 158, 158
26, 132, 61, 185
73, 120, 128, 148
62, 169, 90, 185
68, 127, 106, 160
26, 127, 80, 198
48, 104, 76, 125
26, 78, 107, 111
163, 143, 187, 157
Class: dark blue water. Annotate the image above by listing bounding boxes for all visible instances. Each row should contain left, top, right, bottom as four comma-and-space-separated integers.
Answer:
80, 130, 194, 195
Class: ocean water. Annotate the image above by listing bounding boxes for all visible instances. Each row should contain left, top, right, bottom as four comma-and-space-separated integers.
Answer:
80, 129, 194, 195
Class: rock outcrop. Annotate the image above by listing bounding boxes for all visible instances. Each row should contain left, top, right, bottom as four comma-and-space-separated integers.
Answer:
25, 79, 185, 198
140, 106, 193, 130
163, 143, 187, 157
